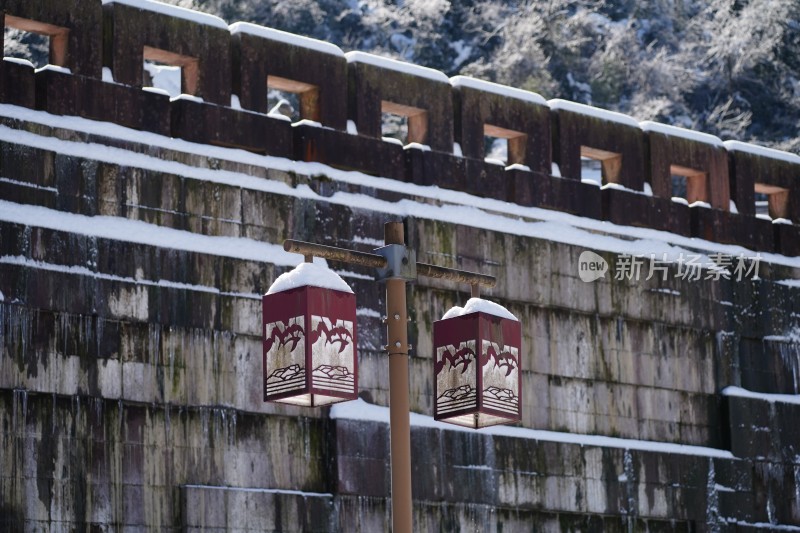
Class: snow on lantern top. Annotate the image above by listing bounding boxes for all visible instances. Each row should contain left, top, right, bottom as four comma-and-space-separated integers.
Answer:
267, 261, 353, 295
441, 297, 518, 321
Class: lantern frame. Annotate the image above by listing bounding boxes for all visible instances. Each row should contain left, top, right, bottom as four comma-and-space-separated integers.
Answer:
263, 284, 358, 407
433, 310, 522, 429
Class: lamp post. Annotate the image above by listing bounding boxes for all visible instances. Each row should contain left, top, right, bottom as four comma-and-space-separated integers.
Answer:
270, 220, 510, 533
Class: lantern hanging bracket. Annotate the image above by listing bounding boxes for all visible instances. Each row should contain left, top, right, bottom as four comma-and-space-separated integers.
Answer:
374, 244, 417, 282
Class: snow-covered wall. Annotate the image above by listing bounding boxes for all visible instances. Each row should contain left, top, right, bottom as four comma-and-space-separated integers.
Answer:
1, 0, 800, 531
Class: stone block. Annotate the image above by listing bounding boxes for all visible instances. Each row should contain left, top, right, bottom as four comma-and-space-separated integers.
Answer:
601, 186, 652, 228
774, 222, 800, 256
347, 53, 453, 153
726, 142, 800, 221
526, 172, 603, 219
107, 84, 171, 135
171, 98, 293, 157
1, 0, 103, 77
293, 123, 405, 181
463, 158, 511, 201
453, 79, 551, 174
232, 24, 347, 129
644, 123, 730, 210
103, 1, 231, 105
405, 147, 464, 189
0, 58, 35, 108
690, 206, 774, 250
550, 101, 646, 191
649, 196, 691, 236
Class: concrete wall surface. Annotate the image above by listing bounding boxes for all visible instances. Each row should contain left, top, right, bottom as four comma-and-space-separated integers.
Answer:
0, 0, 799, 531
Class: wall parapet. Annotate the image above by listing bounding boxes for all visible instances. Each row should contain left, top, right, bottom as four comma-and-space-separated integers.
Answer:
0, 0, 798, 256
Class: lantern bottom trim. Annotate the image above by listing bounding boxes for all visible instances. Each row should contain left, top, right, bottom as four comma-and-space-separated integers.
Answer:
436, 411, 519, 429
268, 392, 355, 407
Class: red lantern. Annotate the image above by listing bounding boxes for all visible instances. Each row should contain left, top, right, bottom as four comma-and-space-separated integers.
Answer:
433, 299, 521, 428
263, 265, 358, 406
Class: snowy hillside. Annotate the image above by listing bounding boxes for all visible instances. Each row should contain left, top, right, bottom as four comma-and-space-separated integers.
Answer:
135, 0, 800, 154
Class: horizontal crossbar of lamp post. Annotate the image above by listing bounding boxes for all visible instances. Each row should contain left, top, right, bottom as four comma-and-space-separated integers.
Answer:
283, 239, 496, 288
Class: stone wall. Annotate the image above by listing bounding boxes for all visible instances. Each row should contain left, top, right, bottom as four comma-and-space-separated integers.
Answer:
1, 0, 800, 531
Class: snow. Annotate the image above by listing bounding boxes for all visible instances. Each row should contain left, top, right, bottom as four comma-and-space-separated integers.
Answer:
266, 261, 353, 295
551, 162, 562, 177
267, 111, 292, 122
441, 297, 518, 321
229, 22, 344, 57
382, 136, 403, 146
3, 103, 800, 273
548, 99, 639, 128
722, 386, 800, 406
643, 182, 653, 196
450, 75, 547, 105
184, 484, 332, 498
356, 307, 381, 318
230, 94, 242, 110
35, 65, 71, 75
4, 57, 33, 68
690, 201, 712, 209
602, 182, 646, 195
0, 255, 260, 300
453, 143, 463, 157
345, 51, 449, 83
0, 177, 57, 192
142, 87, 170, 97
640, 121, 724, 148
170, 94, 203, 104
0, 290, 4, 301
729, 200, 738, 214
404, 142, 431, 152
101, 67, 116, 83
346, 120, 358, 135
723, 522, 800, 532
778, 279, 800, 288
329, 398, 734, 459
773, 218, 793, 225
484, 157, 505, 166
506, 163, 530, 171
102, 0, 228, 30
672, 197, 689, 205
294, 119, 324, 128
144, 62, 180, 96
0, 200, 304, 267
723, 140, 800, 165
441, 306, 463, 320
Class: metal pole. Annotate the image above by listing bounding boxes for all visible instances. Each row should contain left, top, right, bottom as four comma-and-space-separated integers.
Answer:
284, 239, 388, 269
384, 221, 413, 533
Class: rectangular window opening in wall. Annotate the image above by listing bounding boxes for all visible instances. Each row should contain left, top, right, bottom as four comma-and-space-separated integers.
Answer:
580, 146, 622, 185
143, 46, 198, 97
755, 182, 790, 220
267, 75, 319, 123
484, 124, 525, 167
670, 164, 707, 204
381, 101, 428, 147
3, 15, 69, 69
